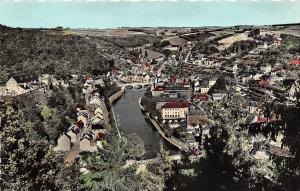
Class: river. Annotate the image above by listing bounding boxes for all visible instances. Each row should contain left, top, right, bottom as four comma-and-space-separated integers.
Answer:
111, 88, 250, 191
112, 88, 177, 159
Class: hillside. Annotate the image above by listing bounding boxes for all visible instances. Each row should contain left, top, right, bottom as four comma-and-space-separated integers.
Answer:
0, 25, 135, 83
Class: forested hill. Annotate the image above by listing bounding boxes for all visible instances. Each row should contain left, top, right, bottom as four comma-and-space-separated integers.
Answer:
0, 25, 130, 83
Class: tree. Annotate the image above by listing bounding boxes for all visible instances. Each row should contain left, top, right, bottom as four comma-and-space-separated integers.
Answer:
56, 160, 83, 191
248, 28, 260, 37
81, 128, 140, 191
274, 99, 300, 190
0, 106, 63, 190
138, 144, 174, 191
210, 76, 227, 93
126, 133, 145, 159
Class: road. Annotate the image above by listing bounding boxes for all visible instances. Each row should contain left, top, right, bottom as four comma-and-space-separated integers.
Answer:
64, 143, 80, 163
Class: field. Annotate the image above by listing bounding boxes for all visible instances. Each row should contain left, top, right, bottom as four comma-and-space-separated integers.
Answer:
63, 28, 147, 37
164, 36, 186, 46
217, 32, 253, 50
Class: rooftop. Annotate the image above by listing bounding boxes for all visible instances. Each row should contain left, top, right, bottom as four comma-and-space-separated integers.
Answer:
290, 59, 300, 65
162, 101, 191, 109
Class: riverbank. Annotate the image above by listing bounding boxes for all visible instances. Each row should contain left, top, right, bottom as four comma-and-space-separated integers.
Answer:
112, 89, 162, 158
109, 87, 125, 104
107, 87, 125, 138
139, 98, 189, 152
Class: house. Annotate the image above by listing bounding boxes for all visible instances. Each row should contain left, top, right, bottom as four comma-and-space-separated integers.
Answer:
77, 110, 89, 127
152, 93, 188, 109
162, 119, 183, 129
241, 74, 253, 84
224, 64, 238, 74
51, 78, 69, 88
269, 75, 284, 85
164, 85, 192, 101
38, 74, 52, 86
67, 127, 81, 143
91, 113, 106, 134
192, 94, 209, 102
288, 81, 299, 100
260, 64, 272, 73
273, 36, 282, 47
259, 80, 270, 88
194, 81, 210, 94
248, 102, 260, 114
143, 74, 151, 83
161, 101, 191, 120
253, 73, 264, 81
163, 45, 179, 52
4, 77, 28, 96
289, 59, 300, 65
94, 78, 105, 87
95, 107, 104, 115
89, 93, 103, 106
80, 132, 96, 152
152, 86, 164, 96
0, 75, 38, 96
38, 74, 68, 88
208, 78, 217, 87
192, 57, 213, 67
187, 109, 208, 132
212, 93, 226, 101
84, 78, 94, 87
55, 134, 71, 152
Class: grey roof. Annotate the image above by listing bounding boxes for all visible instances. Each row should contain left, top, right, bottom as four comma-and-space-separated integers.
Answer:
81, 131, 95, 141
188, 109, 206, 116
13, 74, 38, 83
164, 86, 190, 91
153, 93, 187, 102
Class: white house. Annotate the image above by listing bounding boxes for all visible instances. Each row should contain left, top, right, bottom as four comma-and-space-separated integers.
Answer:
55, 134, 71, 152
260, 64, 272, 73
212, 93, 226, 101
161, 101, 191, 120
80, 132, 96, 152
89, 93, 103, 106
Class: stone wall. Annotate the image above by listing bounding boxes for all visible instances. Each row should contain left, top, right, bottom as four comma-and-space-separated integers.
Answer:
109, 88, 125, 104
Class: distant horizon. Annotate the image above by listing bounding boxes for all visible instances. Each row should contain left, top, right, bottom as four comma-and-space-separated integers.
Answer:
2, 22, 300, 30
0, 1, 300, 29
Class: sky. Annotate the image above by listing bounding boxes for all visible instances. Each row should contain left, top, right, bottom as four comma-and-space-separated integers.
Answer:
0, 0, 299, 28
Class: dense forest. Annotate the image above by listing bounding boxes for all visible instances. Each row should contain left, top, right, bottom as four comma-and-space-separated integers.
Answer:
0, 25, 136, 83
101, 35, 160, 48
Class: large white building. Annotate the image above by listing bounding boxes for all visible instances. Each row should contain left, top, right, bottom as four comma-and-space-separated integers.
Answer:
161, 101, 191, 120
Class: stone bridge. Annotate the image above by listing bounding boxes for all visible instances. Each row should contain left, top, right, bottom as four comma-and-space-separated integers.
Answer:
117, 82, 152, 89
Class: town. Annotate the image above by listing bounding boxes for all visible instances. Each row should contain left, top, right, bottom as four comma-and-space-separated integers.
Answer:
1, 24, 300, 190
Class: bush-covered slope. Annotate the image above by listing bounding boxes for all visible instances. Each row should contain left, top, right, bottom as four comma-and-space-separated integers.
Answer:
0, 25, 127, 83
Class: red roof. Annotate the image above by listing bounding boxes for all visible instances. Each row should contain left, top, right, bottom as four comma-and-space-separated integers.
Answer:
259, 80, 270, 87
183, 80, 189, 86
153, 86, 164, 91
84, 75, 92, 80
193, 149, 201, 156
162, 101, 191, 109
111, 68, 119, 74
96, 132, 106, 141
168, 76, 176, 84
290, 59, 300, 65
257, 117, 268, 123
193, 94, 208, 101
76, 120, 84, 129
